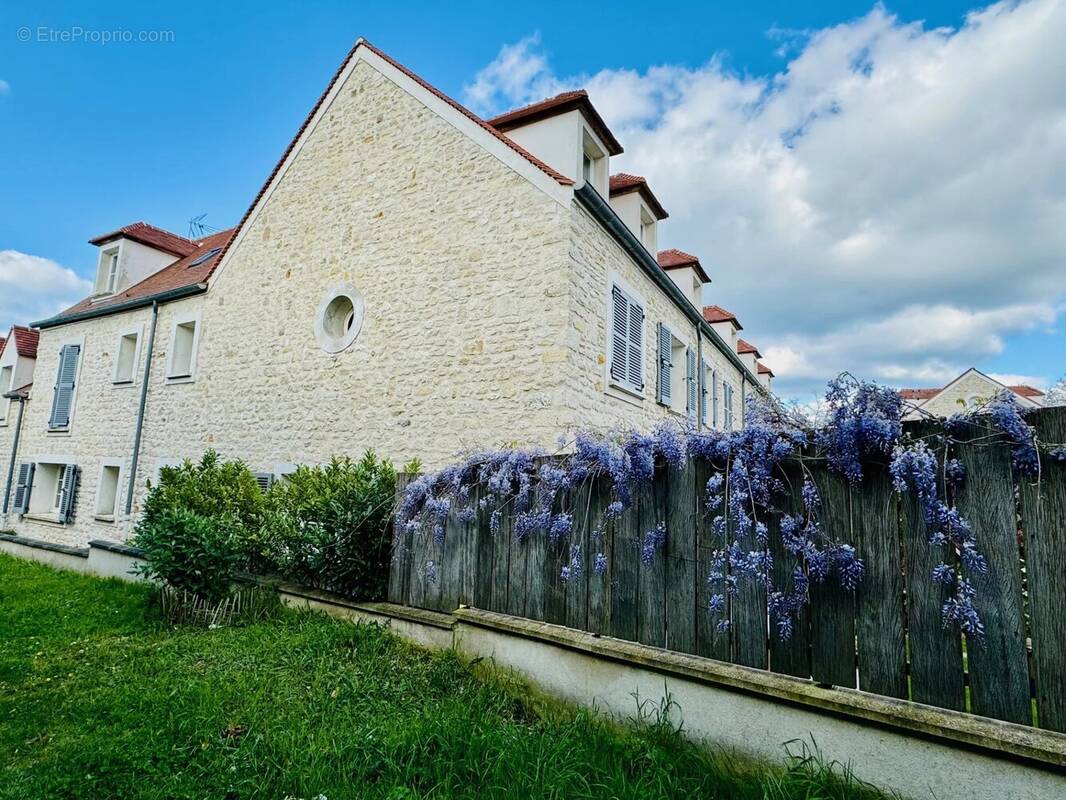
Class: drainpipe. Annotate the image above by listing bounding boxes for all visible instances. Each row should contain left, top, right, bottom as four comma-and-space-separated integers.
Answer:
1, 394, 27, 515
696, 324, 704, 430
125, 301, 159, 517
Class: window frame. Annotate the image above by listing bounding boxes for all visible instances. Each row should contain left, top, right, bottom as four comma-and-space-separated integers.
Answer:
111, 324, 144, 386
93, 243, 123, 298
23, 457, 76, 524
165, 311, 202, 383
93, 458, 124, 521
604, 273, 646, 404
0, 363, 12, 425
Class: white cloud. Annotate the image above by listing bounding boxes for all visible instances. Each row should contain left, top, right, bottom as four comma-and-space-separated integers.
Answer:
466, 0, 1066, 397
0, 80, 9, 95
0, 250, 93, 327
987, 373, 1047, 389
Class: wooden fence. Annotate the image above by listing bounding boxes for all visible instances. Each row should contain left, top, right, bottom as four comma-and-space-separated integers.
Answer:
388, 407, 1066, 731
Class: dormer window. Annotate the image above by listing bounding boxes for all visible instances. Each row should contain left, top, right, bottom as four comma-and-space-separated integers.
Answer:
639, 206, 657, 253
581, 131, 606, 193
95, 245, 122, 296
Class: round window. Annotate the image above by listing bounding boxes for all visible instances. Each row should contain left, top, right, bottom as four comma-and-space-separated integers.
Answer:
314, 283, 364, 353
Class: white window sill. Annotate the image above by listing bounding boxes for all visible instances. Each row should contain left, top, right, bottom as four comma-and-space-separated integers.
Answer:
94, 514, 116, 523
90, 293, 118, 304
111, 380, 135, 388
46, 426, 71, 435
606, 381, 645, 408
165, 375, 195, 385
23, 512, 64, 526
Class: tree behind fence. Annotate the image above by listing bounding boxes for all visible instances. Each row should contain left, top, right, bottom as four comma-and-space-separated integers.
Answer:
388, 407, 1066, 732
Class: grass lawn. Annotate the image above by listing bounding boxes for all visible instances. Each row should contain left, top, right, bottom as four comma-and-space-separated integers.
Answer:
0, 554, 894, 799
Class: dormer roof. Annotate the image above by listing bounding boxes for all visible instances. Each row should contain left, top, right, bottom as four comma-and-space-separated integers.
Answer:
610, 173, 668, 220
89, 222, 199, 258
657, 248, 710, 283
757, 362, 774, 377
737, 338, 761, 357
702, 305, 742, 329
488, 90, 624, 156
9, 326, 39, 359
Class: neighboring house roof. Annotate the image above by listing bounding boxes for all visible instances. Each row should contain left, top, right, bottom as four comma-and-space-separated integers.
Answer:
89, 221, 199, 257
488, 89, 624, 156
609, 173, 669, 220
736, 338, 760, 357
702, 305, 742, 329
657, 248, 711, 284
757, 362, 774, 377
0, 336, 5, 356
54, 228, 236, 320
901, 369, 1045, 407
1010, 385, 1045, 398
9, 326, 39, 359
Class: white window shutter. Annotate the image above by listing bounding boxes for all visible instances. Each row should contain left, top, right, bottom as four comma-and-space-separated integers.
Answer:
657, 324, 672, 405
627, 300, 644, 391
58, 464, 79, 524
13, 462, 34, 514
49, 344, 81, 430
609, 286, 629, 385
686, 348, 697, 422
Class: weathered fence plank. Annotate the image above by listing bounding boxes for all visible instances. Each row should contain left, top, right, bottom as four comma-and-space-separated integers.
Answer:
637, 472, 668, 648
1018, 407, 1066, 732
665, 460, 698, 654
695, 458, 731, 662
565, 479, 593, 632
585, 477, 612, 635
543, 491, 570, 627
387, 473, 414, 606
610, 496, 641, 643
769, 461, 811, 679
489, 503, 510, 614
954, 427, 1031, 725
808, 463, 857, 688
472, 486, 494, 610
854, 467, 907, 699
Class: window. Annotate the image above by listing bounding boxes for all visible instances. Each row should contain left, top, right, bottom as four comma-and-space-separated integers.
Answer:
639, 206, 656, 253
95, 246, 121, 295
112, 329, 141, 384
314, 283, 365, 353
608, 285, 644, 395
699, 359, 711, 427
188, 247, 222, 268
724, 383, 735, 430
0, 364, 11, 423
658, 324, 695, 416
94, 462, 122, 520
48, 343, 81, 430
581, 130, 605, 190
22, 462, 79, 523
582, 152, 593, 182
166, 315, 201, 380
711, 369, 719, 427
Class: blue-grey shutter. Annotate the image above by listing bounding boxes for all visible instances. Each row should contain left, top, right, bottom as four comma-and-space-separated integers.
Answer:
686, 348, 697, 422
699, 359, 710, 426
711, 369, 719, 427
609, 286, 629, 385
49, 344, 81, 430
627, 300, 644, 391
724, 385, 734, 430
58, 464, 79, 523
254, 472, 275, 493
13, 462, 34, 514
657, 324, 672, 405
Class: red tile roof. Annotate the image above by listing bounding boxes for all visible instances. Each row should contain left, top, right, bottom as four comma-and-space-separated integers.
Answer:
89, 222, 198, 257
57, 228, 235, 319
702, 305, 742, 329
899, 388, 940, 401
11, 326, 39, 359
657, 248, 710, 283
0, 336, 5, 357
1010, 385, 1045, 398
488, 89, 624, 156
736, 338, 761, 357
609, 173, 668, 219
757, 362, 774, 377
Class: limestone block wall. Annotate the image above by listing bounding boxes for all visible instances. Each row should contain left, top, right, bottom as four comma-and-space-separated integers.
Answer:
563, 202, 750, 436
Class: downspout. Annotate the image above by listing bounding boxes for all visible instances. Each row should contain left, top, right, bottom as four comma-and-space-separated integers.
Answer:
1, 395, 27, 515
125, 301, 159, 517
696, 325, 704, 430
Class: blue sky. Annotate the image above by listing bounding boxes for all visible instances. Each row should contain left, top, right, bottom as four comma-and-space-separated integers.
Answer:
2, 0, 1063, 398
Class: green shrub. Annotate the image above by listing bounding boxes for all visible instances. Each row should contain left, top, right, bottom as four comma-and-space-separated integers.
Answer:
257, 451, 397, 600
132, 508, 244, 604
140, 450, 264, 539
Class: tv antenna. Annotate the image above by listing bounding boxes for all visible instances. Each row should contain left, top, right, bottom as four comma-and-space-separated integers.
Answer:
188, 213, 220, 238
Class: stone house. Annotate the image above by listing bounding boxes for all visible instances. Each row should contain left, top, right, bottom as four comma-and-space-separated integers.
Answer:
901, 367, 1045, 420
0, 40, 772, 547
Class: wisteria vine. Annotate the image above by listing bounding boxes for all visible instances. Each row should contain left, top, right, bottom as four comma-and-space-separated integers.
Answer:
395, 375, 1060, 644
